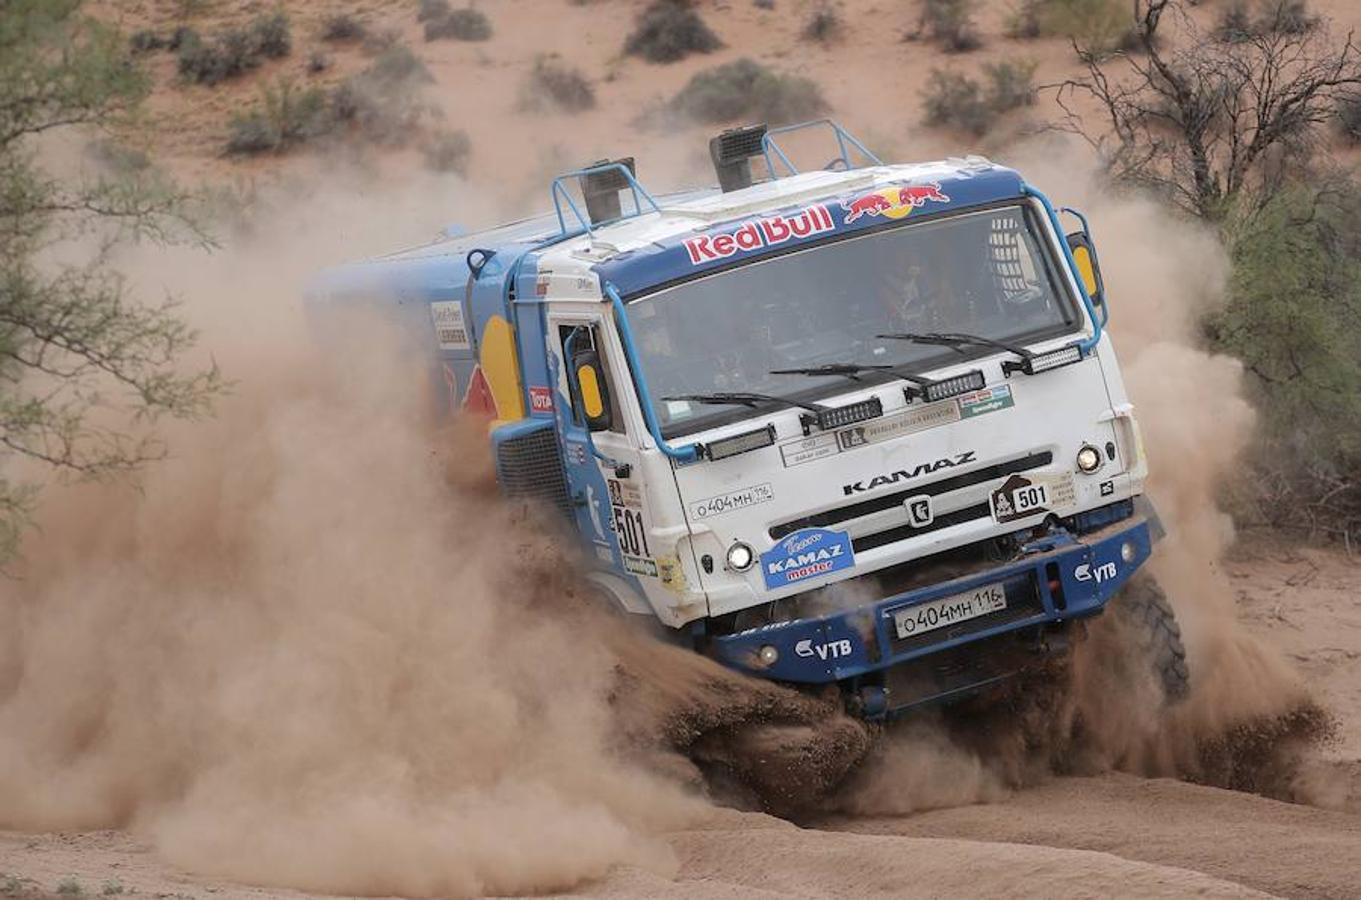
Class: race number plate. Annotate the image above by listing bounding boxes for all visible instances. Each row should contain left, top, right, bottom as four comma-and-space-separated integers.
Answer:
892, 583, 1007, 640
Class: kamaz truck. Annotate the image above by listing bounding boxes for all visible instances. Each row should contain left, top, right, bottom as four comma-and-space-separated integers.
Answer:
312, 121, 1188, 719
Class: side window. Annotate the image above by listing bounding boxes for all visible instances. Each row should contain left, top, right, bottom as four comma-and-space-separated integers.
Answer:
557, 324, 626, 434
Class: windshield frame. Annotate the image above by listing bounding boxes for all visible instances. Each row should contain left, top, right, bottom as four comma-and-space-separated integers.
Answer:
618, 198, 1088, 440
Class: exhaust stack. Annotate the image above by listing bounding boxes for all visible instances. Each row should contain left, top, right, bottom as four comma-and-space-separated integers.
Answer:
579, 157, 636, 225
709, 124, 768, 193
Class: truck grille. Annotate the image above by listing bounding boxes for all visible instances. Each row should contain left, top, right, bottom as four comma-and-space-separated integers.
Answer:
495, 425, 572, 517
769, 451, 1052, 545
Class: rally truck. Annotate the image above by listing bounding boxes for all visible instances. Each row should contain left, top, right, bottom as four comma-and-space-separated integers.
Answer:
310, 121, 1189, 719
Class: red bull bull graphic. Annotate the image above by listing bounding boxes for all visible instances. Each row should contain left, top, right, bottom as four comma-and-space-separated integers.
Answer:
842, 183, 950, 224
684, 204, 834, 265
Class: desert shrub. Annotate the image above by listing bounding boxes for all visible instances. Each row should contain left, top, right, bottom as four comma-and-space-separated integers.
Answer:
176, 13, 292, 85
87, 139, 152, 174
423, 129, 472, 173
330, 46, 434, 143
625, 0, 722, 63
1208, 186, 1361, 533
424, 7, 493, 41
167, 26, 195, 51
803, 3, 842, 43
129, 29, 164, 53
983, 58, 1037, 110
754, 0, 775, 8
1336, 92, 1361, 142
1012, 0, 1136, 57
918, 0, 981, 53
669, 58, 826, 124
522, 55, 596, 112
1263, 0, 1318, 35
322, 14, 367, 42
1215, 1, 1254, 42
225, 78, 330, 155
307, 51, 331, 73
251, 11, 292, 58
417, 0, 451, 21
921, 69, 990, 133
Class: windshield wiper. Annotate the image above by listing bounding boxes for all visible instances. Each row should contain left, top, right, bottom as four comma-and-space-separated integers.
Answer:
770, 362, 936, 390
878, 331, 1033, 362
661, 391, 826, 413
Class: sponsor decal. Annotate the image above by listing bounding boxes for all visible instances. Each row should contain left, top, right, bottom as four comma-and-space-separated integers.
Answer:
657, 556, 686, 593
429, 301, 470, 351
684, 204, 835, 266
761, 527, 855, 590
608, 478, 654, 576
794, 638, 854, 661
837, 399, 961, 451
1075, 561, 1118, 584
904, 494, 934, 528
534, 274, 550, 297
528, 385, 554, 413
691, 483, 775, 519
957, 384, 1014, 419
841, 183, 950, 224
841, 451, 978, 496
624, 554, 658, 577
1099, 479, 1115, 497
989, 471, 1077, 523
780, 432, 840, 468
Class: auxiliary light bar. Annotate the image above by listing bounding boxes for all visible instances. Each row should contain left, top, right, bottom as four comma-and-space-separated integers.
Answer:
1003, 344, 1085, 377
703, 424, 777, 461
808, 396, 884, 432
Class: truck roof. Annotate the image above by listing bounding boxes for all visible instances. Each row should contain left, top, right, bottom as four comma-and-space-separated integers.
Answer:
310, 156, 1025, 302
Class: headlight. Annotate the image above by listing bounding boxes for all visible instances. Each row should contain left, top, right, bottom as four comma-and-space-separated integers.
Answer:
726, 541, 755, 572
1076, 444, 1103, 474
757, 645, 779, 666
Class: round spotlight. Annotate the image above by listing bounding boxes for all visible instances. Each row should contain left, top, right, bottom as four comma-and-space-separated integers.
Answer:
757, 645, 779, 667
726, 541, 755, 572
1121, 541, 1136, 563
1076, 444, 1103, 474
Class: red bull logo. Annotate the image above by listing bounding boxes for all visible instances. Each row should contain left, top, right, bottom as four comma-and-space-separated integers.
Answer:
684, 204, 835, 265
841, 183, 950, 224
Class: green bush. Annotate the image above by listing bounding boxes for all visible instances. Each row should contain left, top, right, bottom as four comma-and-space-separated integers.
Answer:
522, 56, 595, 112
1338, 92, 1361, 142
921, 69, 989, 134
803, 4, 843, 44
225, 78, 330, 155
424, 7, 492, 41
423, 129, 472, 173
330, 46, 434, 144
919, 0, 981, 53
920, 59, 1035, 136
1208, 186, 1361, 530
322, 14, 367, 42
1011, 0, 1136, 56
668, 58, 826, 125
251, 11, 291, 58
417, 0, 451, 22
129, 29, 164, 53
625, 0, 722, 63
983, 59, 1037, 111
176, 13, 292, 85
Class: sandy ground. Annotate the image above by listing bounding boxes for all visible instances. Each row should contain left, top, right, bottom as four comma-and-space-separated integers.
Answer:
3, 542, 1359, 899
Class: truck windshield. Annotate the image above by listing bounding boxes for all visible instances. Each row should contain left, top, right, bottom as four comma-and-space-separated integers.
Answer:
625, 203, 1081, 438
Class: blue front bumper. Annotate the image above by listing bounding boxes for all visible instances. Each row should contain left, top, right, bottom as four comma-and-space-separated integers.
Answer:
709, 514, 1153, 704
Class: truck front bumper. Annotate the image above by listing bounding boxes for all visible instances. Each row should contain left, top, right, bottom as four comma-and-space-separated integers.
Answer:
708, 513, 1153, 716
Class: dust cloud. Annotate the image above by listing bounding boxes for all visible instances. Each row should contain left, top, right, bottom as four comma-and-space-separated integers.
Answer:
0, 175, 708, 898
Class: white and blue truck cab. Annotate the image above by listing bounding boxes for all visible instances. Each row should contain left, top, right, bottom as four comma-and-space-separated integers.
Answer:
312, 121, 1181, 718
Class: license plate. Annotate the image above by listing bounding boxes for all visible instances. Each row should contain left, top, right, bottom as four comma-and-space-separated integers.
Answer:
892, 583, 1008, 640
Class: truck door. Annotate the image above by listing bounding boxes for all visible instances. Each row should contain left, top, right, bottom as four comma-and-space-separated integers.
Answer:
545, 312, 660, 600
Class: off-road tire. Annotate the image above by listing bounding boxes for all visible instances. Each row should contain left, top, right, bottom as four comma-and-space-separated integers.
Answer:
1115, 573, 1190, 704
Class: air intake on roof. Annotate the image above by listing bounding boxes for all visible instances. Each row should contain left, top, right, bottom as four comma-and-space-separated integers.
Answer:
579, 157, 636, 225
709, 124, 767, 193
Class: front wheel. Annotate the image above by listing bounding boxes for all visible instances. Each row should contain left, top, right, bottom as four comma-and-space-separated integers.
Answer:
1113, 573, 1191, 704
